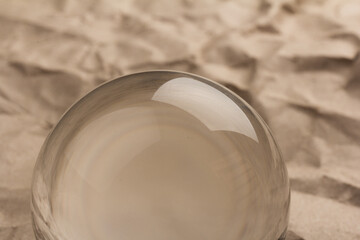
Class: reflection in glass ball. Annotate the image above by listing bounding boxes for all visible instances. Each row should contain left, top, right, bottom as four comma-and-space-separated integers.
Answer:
31, 71, 290, 240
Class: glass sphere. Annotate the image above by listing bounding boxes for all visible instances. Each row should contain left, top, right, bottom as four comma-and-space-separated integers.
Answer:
31, 71, 290, 240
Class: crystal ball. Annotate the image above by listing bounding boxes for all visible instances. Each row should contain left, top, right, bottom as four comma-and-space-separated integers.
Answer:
31, 71, 290, 240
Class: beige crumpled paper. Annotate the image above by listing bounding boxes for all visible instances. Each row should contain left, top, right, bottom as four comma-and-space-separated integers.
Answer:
0, 0, 359, 239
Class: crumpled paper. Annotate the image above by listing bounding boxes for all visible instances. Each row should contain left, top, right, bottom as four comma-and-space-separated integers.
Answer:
0, 0, 359, 239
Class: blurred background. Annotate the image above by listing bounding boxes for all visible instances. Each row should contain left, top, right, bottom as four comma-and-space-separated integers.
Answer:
0, 0, 360, 239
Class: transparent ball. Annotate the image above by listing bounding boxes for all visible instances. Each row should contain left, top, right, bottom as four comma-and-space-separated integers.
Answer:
31, 71, 290, 240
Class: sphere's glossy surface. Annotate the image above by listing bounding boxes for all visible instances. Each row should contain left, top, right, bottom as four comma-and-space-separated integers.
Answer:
31, 71, 290, 240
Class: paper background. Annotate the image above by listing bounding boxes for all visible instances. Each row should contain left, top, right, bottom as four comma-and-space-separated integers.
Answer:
0, 0, 359, 239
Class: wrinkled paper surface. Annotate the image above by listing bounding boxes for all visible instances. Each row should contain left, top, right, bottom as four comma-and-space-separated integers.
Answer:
0, 0, 360, 239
